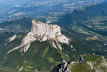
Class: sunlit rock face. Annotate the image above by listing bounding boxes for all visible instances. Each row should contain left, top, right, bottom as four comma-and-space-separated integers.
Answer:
8, 20, 70, 53
8, 34, 17, 42
31, 20, 62, 41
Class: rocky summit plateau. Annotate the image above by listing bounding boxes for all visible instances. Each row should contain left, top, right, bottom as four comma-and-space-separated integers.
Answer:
8, 20, 70, 53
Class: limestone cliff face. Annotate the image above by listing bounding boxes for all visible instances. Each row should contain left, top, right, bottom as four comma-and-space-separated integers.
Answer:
8, 20, 70, 53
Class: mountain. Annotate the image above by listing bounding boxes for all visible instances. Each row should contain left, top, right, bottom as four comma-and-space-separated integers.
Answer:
70, 2, 107, 35
50, 2, 107, 56
0, 0, 105, 22
7, 20, 70, 54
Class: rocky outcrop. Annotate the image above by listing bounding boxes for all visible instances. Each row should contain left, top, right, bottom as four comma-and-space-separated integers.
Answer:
8, 20, 70, 53
8, 34, 17, 42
